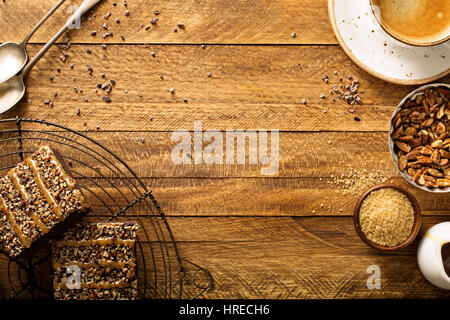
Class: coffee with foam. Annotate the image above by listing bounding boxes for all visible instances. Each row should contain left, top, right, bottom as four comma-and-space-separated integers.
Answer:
372, 0, 450, 45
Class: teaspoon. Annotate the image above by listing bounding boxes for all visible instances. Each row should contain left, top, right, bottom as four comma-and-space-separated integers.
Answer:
0, 0, 102, 115
0, 0, 66, 83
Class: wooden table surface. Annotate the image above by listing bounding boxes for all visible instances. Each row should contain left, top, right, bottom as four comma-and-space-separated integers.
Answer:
0, 0, 449, 299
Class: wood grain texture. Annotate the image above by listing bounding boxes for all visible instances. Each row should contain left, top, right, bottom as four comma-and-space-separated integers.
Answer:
122, 216, 450, 299
29, 176, 449, 217
173, 221, 450, 299
0, 0, 335, 44
1, 216, 449, 299
4, 44, 446, 132
0, 0, 449, 300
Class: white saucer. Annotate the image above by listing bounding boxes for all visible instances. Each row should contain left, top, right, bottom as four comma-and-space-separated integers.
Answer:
328, 0, 450, 85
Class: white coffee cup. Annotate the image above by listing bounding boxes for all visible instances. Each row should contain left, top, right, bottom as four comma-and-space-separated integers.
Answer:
417, 222, 450, 290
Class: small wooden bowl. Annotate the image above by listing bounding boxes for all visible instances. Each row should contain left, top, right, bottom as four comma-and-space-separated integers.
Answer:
354, 184, 422, 251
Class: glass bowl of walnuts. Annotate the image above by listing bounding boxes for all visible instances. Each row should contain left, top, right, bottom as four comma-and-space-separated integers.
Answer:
388, 83, 450, 193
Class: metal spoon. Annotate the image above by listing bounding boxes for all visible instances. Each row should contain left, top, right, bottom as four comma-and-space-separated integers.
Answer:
0, 0, 102, 115
0, 0, 66, 83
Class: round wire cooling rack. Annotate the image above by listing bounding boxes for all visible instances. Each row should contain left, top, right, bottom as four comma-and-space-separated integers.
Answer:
0, 118, 213, 299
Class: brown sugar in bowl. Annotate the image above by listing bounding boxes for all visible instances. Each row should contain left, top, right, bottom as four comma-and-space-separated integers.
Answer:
354, 184, 422, 251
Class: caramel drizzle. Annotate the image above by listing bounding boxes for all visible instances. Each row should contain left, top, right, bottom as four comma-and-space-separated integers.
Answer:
54, 279, 137, 290
53, 259, 136, 271
0, 194, 28, 250
0, 182, 31, 248
25, 158, 63, 219
7, 169, 50, 234
54, 239, 136, 247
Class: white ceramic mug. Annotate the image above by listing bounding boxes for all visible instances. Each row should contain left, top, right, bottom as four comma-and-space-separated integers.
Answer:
417, 222, 450, 290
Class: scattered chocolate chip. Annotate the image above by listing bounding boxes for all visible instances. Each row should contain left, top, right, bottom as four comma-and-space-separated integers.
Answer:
206, 72, 212, 78
354, 116, 361, 121
125, 10, 130, 16
76, 108, 81, 116
301, 98, 307, 104
150, 51, 156, 57
43, 99, 50, 105
170, 88, 175, 94
177, 24, 185, 29
291, 32, 296, 38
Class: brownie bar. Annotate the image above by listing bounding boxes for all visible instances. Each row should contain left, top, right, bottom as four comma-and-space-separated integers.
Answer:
0, 146, 90, 258
52, 222, 139, 300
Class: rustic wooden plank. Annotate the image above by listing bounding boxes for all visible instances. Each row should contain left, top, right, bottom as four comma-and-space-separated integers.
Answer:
1, 216, 449, 299
148, 177, 450, 217
0, 131, 401, 177
3, 45, 442, 132
30, 176, 446, 216
168, 216, 450, 299
0, 0, 335, 45
0, 132, 448, 216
